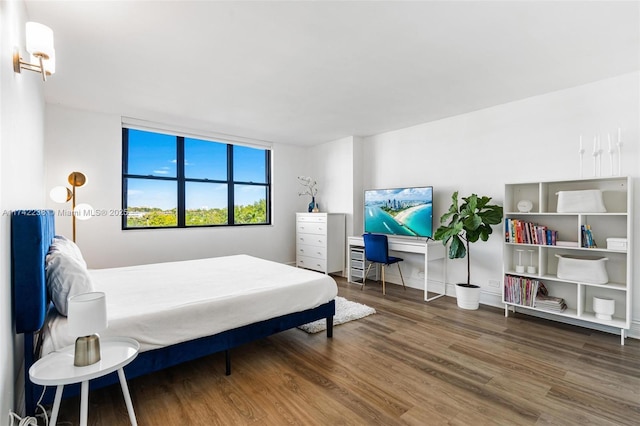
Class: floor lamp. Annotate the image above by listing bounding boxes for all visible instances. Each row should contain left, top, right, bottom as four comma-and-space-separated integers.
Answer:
50, 171, 93, 242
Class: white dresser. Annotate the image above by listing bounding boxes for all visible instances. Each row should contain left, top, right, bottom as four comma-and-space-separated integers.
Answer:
296, 212, 345, 274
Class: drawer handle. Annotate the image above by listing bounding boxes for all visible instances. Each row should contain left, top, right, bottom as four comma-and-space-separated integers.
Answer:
317, 252, 322, 255
300, 249, 304, 253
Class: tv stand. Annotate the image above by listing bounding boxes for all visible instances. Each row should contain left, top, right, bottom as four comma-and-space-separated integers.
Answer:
347, 236, 446, 302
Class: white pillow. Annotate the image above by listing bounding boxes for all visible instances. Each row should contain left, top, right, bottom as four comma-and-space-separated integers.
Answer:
49, 235, 87, 268
45, 251, 94, 316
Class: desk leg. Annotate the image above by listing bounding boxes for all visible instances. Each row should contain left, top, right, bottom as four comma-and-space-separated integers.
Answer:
424, 245, 446, 302
424, 249, 428, 301
118, 368, 138, 426
80, 380, 89, 426
50, 385, 64, 426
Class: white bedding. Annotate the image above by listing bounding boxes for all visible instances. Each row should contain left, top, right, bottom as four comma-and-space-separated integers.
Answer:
42, 254, 338, 354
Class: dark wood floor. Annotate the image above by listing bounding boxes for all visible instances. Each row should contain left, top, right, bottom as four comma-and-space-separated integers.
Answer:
54, 276, 640, 425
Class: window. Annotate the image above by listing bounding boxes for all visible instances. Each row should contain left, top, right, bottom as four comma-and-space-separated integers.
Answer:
122, 128, 271, 229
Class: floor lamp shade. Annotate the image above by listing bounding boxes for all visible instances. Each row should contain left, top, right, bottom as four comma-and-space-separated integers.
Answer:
68, 292, 107, 366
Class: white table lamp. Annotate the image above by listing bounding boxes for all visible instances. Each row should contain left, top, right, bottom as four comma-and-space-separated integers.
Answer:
68, 292, 107, 367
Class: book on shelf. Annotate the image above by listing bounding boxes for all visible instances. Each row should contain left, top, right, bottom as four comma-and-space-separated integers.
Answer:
534, 295, 567, 312
581, 225, 597, 248
505, 219, 558, 245
504, 275, 539, 307
503, 275, 567, 312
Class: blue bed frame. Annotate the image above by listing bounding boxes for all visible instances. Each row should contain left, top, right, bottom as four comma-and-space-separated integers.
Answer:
11, 210, 335, 415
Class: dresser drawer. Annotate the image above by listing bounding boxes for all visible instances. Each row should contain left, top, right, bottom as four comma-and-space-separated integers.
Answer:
297, 222, 327, 235
296, 214, 327, 223
297, 234, 326, 247
297, 255, 326, 272
297, 244, 326, 260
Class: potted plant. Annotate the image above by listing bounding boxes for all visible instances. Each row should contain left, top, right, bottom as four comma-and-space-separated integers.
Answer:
434, 191, 503, 310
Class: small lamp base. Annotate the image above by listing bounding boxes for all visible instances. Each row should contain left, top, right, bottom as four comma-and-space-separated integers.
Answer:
74, 334, 101, 366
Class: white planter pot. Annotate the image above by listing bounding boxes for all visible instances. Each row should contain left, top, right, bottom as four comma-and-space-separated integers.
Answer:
455, 284, 481, 310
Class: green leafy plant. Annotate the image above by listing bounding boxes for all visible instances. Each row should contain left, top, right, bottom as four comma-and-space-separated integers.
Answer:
434, 192, 503, 286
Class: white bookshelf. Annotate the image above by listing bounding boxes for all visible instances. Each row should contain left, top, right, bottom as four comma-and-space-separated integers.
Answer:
502, 177, 633, 344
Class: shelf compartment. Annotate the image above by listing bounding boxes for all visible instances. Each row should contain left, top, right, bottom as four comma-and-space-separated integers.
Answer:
505, 215, 577, 245
504, 183, 540, 213
541, 249, 626, 285
544, 177, 629, 213
582, 285, 628, 326
580, 214, 627, 249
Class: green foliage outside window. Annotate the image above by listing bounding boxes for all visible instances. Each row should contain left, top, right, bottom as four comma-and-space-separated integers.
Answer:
234, 199, 267, 224
185, 207, 228, 226
126, 199, 267, 228
126, 208, 177, 228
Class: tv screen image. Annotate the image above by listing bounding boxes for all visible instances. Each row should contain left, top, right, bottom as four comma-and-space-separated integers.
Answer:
364, 186, 433, 238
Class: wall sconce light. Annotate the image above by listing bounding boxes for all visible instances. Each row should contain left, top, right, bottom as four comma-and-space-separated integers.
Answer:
50, 171, 94, 242
13, 22, 56, 82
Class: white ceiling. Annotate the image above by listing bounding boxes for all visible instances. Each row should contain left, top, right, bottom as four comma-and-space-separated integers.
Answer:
25, 1, 640, 146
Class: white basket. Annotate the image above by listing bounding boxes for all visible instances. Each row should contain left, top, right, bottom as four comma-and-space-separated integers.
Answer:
556, 190, 606, 213
556, 254, 608, 284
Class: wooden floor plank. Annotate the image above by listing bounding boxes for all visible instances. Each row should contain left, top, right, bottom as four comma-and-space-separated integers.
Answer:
53, 276, 640, 425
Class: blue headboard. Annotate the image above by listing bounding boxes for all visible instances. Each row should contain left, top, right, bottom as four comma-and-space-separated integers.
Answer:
11, 210, 55, 334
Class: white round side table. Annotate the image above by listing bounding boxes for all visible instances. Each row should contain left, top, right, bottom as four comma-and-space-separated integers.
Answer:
29, 336, 139, 426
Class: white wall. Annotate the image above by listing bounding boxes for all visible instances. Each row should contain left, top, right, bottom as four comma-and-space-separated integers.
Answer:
1, 0, 47, 416
308, 136, 360, 235
44, 105, 310, 268
355, 72, 639, 333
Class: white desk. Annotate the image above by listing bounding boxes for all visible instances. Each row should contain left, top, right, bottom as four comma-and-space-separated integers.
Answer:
29, 337, 139, 426
347, 236, 446, 301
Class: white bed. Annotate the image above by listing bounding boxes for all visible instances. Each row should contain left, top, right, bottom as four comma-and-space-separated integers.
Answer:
42, 254, 338, 355
13, 211, 339, 415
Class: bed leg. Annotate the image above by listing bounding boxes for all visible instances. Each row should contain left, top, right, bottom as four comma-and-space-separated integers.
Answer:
24, 332, 37, 416
225, 350, 231, 376
326, 315, 334, 338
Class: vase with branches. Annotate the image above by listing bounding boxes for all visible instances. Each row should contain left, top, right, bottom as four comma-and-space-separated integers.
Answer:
297, 176, 319, 212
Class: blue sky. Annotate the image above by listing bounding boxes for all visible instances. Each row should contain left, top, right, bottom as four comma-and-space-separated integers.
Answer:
127, 129, 267, 210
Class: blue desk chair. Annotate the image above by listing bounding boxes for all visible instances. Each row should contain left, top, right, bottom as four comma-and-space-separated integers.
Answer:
362, 233, 406, 295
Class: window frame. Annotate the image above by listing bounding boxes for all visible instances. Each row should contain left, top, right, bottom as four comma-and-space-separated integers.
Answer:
122, 127, 272, 230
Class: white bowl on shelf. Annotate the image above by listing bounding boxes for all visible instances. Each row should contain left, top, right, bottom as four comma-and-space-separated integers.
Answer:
593, 297, 615, 320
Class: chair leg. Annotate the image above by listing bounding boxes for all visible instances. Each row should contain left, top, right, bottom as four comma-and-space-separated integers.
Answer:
363, 263, 373, 291
382, 265, 386, 295
398, 263, 406, 290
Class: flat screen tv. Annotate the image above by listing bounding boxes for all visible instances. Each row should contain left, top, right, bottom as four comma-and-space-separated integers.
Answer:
364, 186, 433, 238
